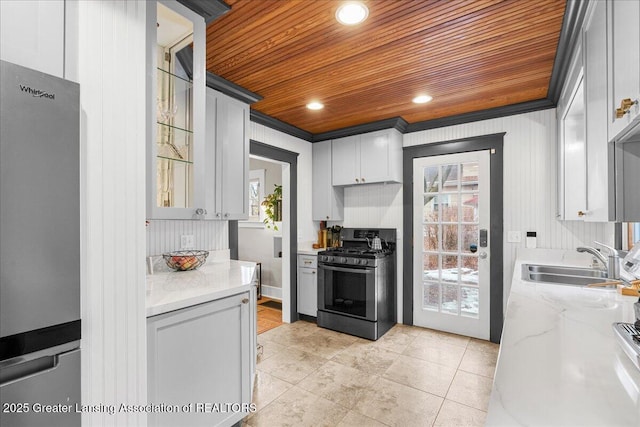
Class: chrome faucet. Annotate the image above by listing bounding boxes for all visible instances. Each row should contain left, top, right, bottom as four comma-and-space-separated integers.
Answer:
577, 241, 621, 279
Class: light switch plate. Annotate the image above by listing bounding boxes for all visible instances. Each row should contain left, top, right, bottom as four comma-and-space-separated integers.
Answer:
507, 231, 522, 243
180, 234, 194, 249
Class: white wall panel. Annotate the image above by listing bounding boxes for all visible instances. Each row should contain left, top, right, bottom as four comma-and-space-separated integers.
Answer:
146, 220, 228, 256
402, 109, 615, 308
250, 122, 315, 244
342, 183, 404, 320
74, 1, 147, 425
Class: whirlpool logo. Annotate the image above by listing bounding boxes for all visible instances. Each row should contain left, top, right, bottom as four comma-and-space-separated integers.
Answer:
19, 84, 55, 100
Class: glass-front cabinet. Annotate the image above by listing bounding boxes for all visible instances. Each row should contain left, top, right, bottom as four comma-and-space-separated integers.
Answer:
147, 1, 206, 219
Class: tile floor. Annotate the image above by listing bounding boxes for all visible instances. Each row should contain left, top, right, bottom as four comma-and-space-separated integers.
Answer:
244, 321, 499, 427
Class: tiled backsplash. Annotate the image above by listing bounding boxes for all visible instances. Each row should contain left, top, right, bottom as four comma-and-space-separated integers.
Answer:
146, 220, 228, 256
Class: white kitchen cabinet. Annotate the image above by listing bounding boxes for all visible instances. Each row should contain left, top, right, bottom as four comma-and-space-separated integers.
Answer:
607, 0, 640, 141
0, 0, 65, 78
312, 141, 344, 221
148, 291, 253, 427
206, 88, 250, 220
331, 129, 402, 186
297, 254, 317, 317
583, 0, 612, 222
147, 1, 207, 220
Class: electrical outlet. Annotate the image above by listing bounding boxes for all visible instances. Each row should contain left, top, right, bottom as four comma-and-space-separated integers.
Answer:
180, 234, 194, 249
507, 231, 522, 243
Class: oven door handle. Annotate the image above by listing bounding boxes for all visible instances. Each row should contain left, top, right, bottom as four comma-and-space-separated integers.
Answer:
319, 264, 374, 274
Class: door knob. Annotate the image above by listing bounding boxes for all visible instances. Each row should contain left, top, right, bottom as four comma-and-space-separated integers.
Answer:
242, 298, 249, 304
479, 252, 488, 259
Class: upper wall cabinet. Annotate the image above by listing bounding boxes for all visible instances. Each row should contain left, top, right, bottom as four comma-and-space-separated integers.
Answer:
146, 1, 206, 220
331, 129, 402, 186
583, 0, 612, 222
312, 141, 343, 221
205, 88, 249, 221
607, 0, 640, 142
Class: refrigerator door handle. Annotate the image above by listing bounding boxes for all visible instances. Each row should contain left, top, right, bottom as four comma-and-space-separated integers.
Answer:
0, 340, 79, 386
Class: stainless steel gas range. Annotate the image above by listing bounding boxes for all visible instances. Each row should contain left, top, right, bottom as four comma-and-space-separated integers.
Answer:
317, 228, 396, 340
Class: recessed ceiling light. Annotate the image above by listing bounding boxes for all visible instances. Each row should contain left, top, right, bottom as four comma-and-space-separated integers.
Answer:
306, 101, 324, 110
336, 2, 369, 25
413, 95, 433, 104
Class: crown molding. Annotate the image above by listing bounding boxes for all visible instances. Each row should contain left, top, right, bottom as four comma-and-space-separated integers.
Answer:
250, 110, 313, 142
176, 0, 230, 24
547, 0, 590, 104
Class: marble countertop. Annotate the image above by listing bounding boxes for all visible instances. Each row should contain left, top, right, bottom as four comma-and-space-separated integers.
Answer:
486, 248, 640, 426
297, 241, 324, 255
146, 259, 256, 317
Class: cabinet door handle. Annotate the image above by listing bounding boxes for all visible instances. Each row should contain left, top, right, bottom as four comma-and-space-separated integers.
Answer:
361, 177, 365, 182
242, 298, 249, 304
312, 271, 316, 274
615, 98, 638, 118
355, 178, 359, 183
224, 213, 229, 218
578, 210, 587, 217
215, 212, 221, 218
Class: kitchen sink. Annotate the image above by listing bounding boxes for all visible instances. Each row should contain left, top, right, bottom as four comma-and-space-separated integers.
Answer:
522, 264, 613, 287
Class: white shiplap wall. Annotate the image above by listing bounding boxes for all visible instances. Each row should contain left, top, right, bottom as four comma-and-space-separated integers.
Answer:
146, 220, 228, 256
343, 109, 615, 317
403, 109, 615, 306
73, 1, 148, 426
343, 183, 404, 320
250, 122, 315, 244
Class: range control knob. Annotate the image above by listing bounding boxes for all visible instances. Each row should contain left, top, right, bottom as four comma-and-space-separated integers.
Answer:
340, 257, 347, 263
360, 259, 369, 266
319, 255, 326, 262
327, 256, 334, 262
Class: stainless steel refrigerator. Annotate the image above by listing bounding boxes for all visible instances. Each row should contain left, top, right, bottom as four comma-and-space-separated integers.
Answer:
0, 60, 81, 426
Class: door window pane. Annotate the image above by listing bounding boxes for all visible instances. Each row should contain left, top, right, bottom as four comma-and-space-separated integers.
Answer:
461, 162, 479, 191
461, 194, 478, 222
442, 255, 459, 284
424, 166, 439, 192
423, 195, 439, 222
461, 225, 478, 254
461, 256, 478, 284
461, 286, 479, 317
441, 194, 459, 222
442, 224, 458, 252
423, 282, 440, 311
441, 164, 459, 191
423, 253, 439, 281
423, 225, 438, 251
442, 284, 459, 314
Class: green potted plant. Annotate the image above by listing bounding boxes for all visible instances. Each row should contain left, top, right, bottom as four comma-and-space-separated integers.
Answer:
262, 184, 282, 230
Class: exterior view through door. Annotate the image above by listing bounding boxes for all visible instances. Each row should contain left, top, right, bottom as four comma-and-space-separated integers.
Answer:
413, 151, 490, 340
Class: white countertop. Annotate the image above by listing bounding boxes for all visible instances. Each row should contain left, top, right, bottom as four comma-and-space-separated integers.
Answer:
297, 241, 323, 255
146, 259, 256, 317
486, 248, 640, 426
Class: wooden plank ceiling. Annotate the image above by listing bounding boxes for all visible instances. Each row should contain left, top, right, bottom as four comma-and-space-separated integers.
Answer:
206, 0, 566, 135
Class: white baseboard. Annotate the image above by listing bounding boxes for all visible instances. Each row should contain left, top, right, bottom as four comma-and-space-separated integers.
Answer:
260, 285, 282, 300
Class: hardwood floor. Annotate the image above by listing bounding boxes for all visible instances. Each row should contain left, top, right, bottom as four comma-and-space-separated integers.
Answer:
257, 297, 282, 335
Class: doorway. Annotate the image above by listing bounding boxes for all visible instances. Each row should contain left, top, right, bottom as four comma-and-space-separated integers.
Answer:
229, 140, 299, 324
238, 155, 286, 333
403, 133, 504, 343
413, 151, 490, 339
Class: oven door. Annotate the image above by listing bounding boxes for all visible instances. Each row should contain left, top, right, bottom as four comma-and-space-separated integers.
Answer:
318, 263, 376, 321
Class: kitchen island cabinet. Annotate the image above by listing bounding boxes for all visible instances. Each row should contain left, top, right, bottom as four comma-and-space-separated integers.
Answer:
486, 249, 640, 426
331, 129, 402, 186
146, 260, 257, 427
